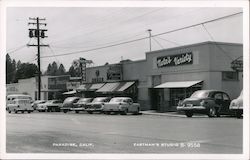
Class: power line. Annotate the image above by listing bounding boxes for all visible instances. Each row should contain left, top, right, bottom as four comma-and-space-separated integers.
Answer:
41, 11, 242, 59
201, 23, 234, 60
152, 37, 164, 49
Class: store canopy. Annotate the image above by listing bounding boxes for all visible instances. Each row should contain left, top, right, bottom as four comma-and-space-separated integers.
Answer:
76, 84, 87, 91
89, 83, 105, 90
63, 90, 77, 95
154, 80, 203, 89
117, 81, 135, 92
96, 82, 120, 92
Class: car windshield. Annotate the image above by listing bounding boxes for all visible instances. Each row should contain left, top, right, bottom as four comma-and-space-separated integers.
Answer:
64, 97, 77, 103
92, 98, 106, 103
190, 91, 209, 98
78, 98, 91, 103
110, 98, 124, 103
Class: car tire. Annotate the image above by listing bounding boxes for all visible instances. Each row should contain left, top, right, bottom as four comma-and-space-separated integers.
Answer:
63, 110, 68, 113
185, 111, 193, 117
8, 110, 11, 113
28, 111, 31, 114
208, 107, 216, 117
120, 109, 128, 115
75, 111, 79, 113
133, 108, 140, 115
21, 111, 24, 113
236, 111, 242, 118
87, 111, 93, 114
14, 109, 18, 114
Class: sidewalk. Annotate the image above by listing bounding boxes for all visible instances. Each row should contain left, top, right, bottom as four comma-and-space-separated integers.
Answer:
141, 110, 207, 118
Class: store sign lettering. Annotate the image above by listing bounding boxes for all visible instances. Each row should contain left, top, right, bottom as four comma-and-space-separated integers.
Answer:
157, 52, 193, 68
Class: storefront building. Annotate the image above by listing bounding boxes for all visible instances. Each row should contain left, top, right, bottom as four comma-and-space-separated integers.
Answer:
121, 41, 243, 112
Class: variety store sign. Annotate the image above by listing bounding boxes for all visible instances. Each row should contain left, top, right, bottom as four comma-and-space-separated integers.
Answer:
156, 52, 193, 68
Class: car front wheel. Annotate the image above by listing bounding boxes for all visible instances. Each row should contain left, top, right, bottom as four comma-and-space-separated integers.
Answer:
208, 107, 216, 117
185, 111, 193, 117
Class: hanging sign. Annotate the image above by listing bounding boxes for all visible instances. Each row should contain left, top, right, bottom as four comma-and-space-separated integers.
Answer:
156, 52, 193, 68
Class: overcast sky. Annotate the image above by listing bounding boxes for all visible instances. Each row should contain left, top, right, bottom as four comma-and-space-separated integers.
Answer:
6, 6, 243, 72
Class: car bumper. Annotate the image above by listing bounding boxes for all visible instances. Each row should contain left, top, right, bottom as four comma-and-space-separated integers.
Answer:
71, 107, 85, 111
85, 108, 103, 112
177, 106, 206, 111
229, 106, 243, 111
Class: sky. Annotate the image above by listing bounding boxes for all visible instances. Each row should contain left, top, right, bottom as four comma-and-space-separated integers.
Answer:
6, 5, 243, 72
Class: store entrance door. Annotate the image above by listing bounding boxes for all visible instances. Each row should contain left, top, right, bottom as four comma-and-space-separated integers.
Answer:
149, 89, 164, 111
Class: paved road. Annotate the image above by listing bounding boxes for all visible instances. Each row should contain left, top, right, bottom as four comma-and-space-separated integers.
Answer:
6, 112, 243, 153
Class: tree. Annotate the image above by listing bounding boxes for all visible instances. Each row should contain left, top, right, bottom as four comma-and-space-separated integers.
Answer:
51, 61, 58, 76
6, 54, 14, 84
15, 63, 38, 80
58, 64, 66, 75
45, 63, 52, 75
68, 65, 80, 77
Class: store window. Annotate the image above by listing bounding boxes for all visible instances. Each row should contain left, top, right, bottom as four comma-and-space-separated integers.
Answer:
170, 87, 201, 106
222, 71, 238, 81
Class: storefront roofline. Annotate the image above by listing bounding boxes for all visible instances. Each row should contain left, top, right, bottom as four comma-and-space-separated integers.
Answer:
146, 41, 243, 55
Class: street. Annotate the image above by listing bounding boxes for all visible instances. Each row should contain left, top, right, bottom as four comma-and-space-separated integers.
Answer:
6, 112, 243, 154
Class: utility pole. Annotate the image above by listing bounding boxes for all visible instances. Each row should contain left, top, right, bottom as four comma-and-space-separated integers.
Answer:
147, 29, 152, 52
27, 17, 49, 100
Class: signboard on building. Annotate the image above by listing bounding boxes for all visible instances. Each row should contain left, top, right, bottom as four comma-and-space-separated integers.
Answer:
231, 60, 243, 72
66, 82, 81, 90
107, 64, 122, 81
48, 75, 70, 90
156, 52, 193, 68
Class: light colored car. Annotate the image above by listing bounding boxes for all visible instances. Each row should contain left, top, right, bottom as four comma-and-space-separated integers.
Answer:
71, 98, 93, 113
103, 97, 140, 115
31, 100, 46, 110
229, 90, 243, 118
7, 99, 34, 114
61, 97, 80, 113
177, 90, 231, 117
85, 97, 111, 114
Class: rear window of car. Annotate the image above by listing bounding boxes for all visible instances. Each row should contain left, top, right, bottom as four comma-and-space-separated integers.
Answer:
190, 91, 209, 98
92, 98, 107, 103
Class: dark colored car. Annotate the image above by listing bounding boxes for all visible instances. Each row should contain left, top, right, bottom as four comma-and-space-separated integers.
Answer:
177, 90, 231, 117
85, 97, 111, 114
61, 97, 80, 113
71, 98, 93, 113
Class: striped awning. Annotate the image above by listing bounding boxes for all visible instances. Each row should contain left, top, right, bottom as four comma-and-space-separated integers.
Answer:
89, 83, 105, 90
63, 90, 77, 95
117, 81, 135, 92
96, 82, 120, 92
154, 80, 203, 88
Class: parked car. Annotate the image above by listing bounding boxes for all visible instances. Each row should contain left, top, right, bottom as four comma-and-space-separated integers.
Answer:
31, 100, 46, 110
37, 100, 53, 112
85, 97, 111, 114
46, 100, 63, 112
7, 99, 34, 113
103, 97, 140, 115
71, 98, 93, 113
177, 90, 231, 117
61, 97, 80, 113
229, 90, 243, 118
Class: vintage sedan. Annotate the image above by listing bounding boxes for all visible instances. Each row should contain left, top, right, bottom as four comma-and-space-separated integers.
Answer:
71, 98, 93, 113
177, 90, 231, 117
103, 97, 140, 115
85, 97, 111, 114
61, 97, 80, 113
46, 100, 63, 112
229, 90, 243, 118
31, 100, 46, 110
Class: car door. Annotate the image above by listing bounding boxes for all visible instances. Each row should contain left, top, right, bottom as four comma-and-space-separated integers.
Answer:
222, 93, 231, 113
213, 92, 223, 111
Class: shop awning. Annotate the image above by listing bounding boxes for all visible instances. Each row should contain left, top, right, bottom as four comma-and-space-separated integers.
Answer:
96, 82, 120, 92
63, 90, 77, 95
154, 80, 203, 88
89, 83, 105, 90
117, 81, 135, 91
76, 84, 87, 91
